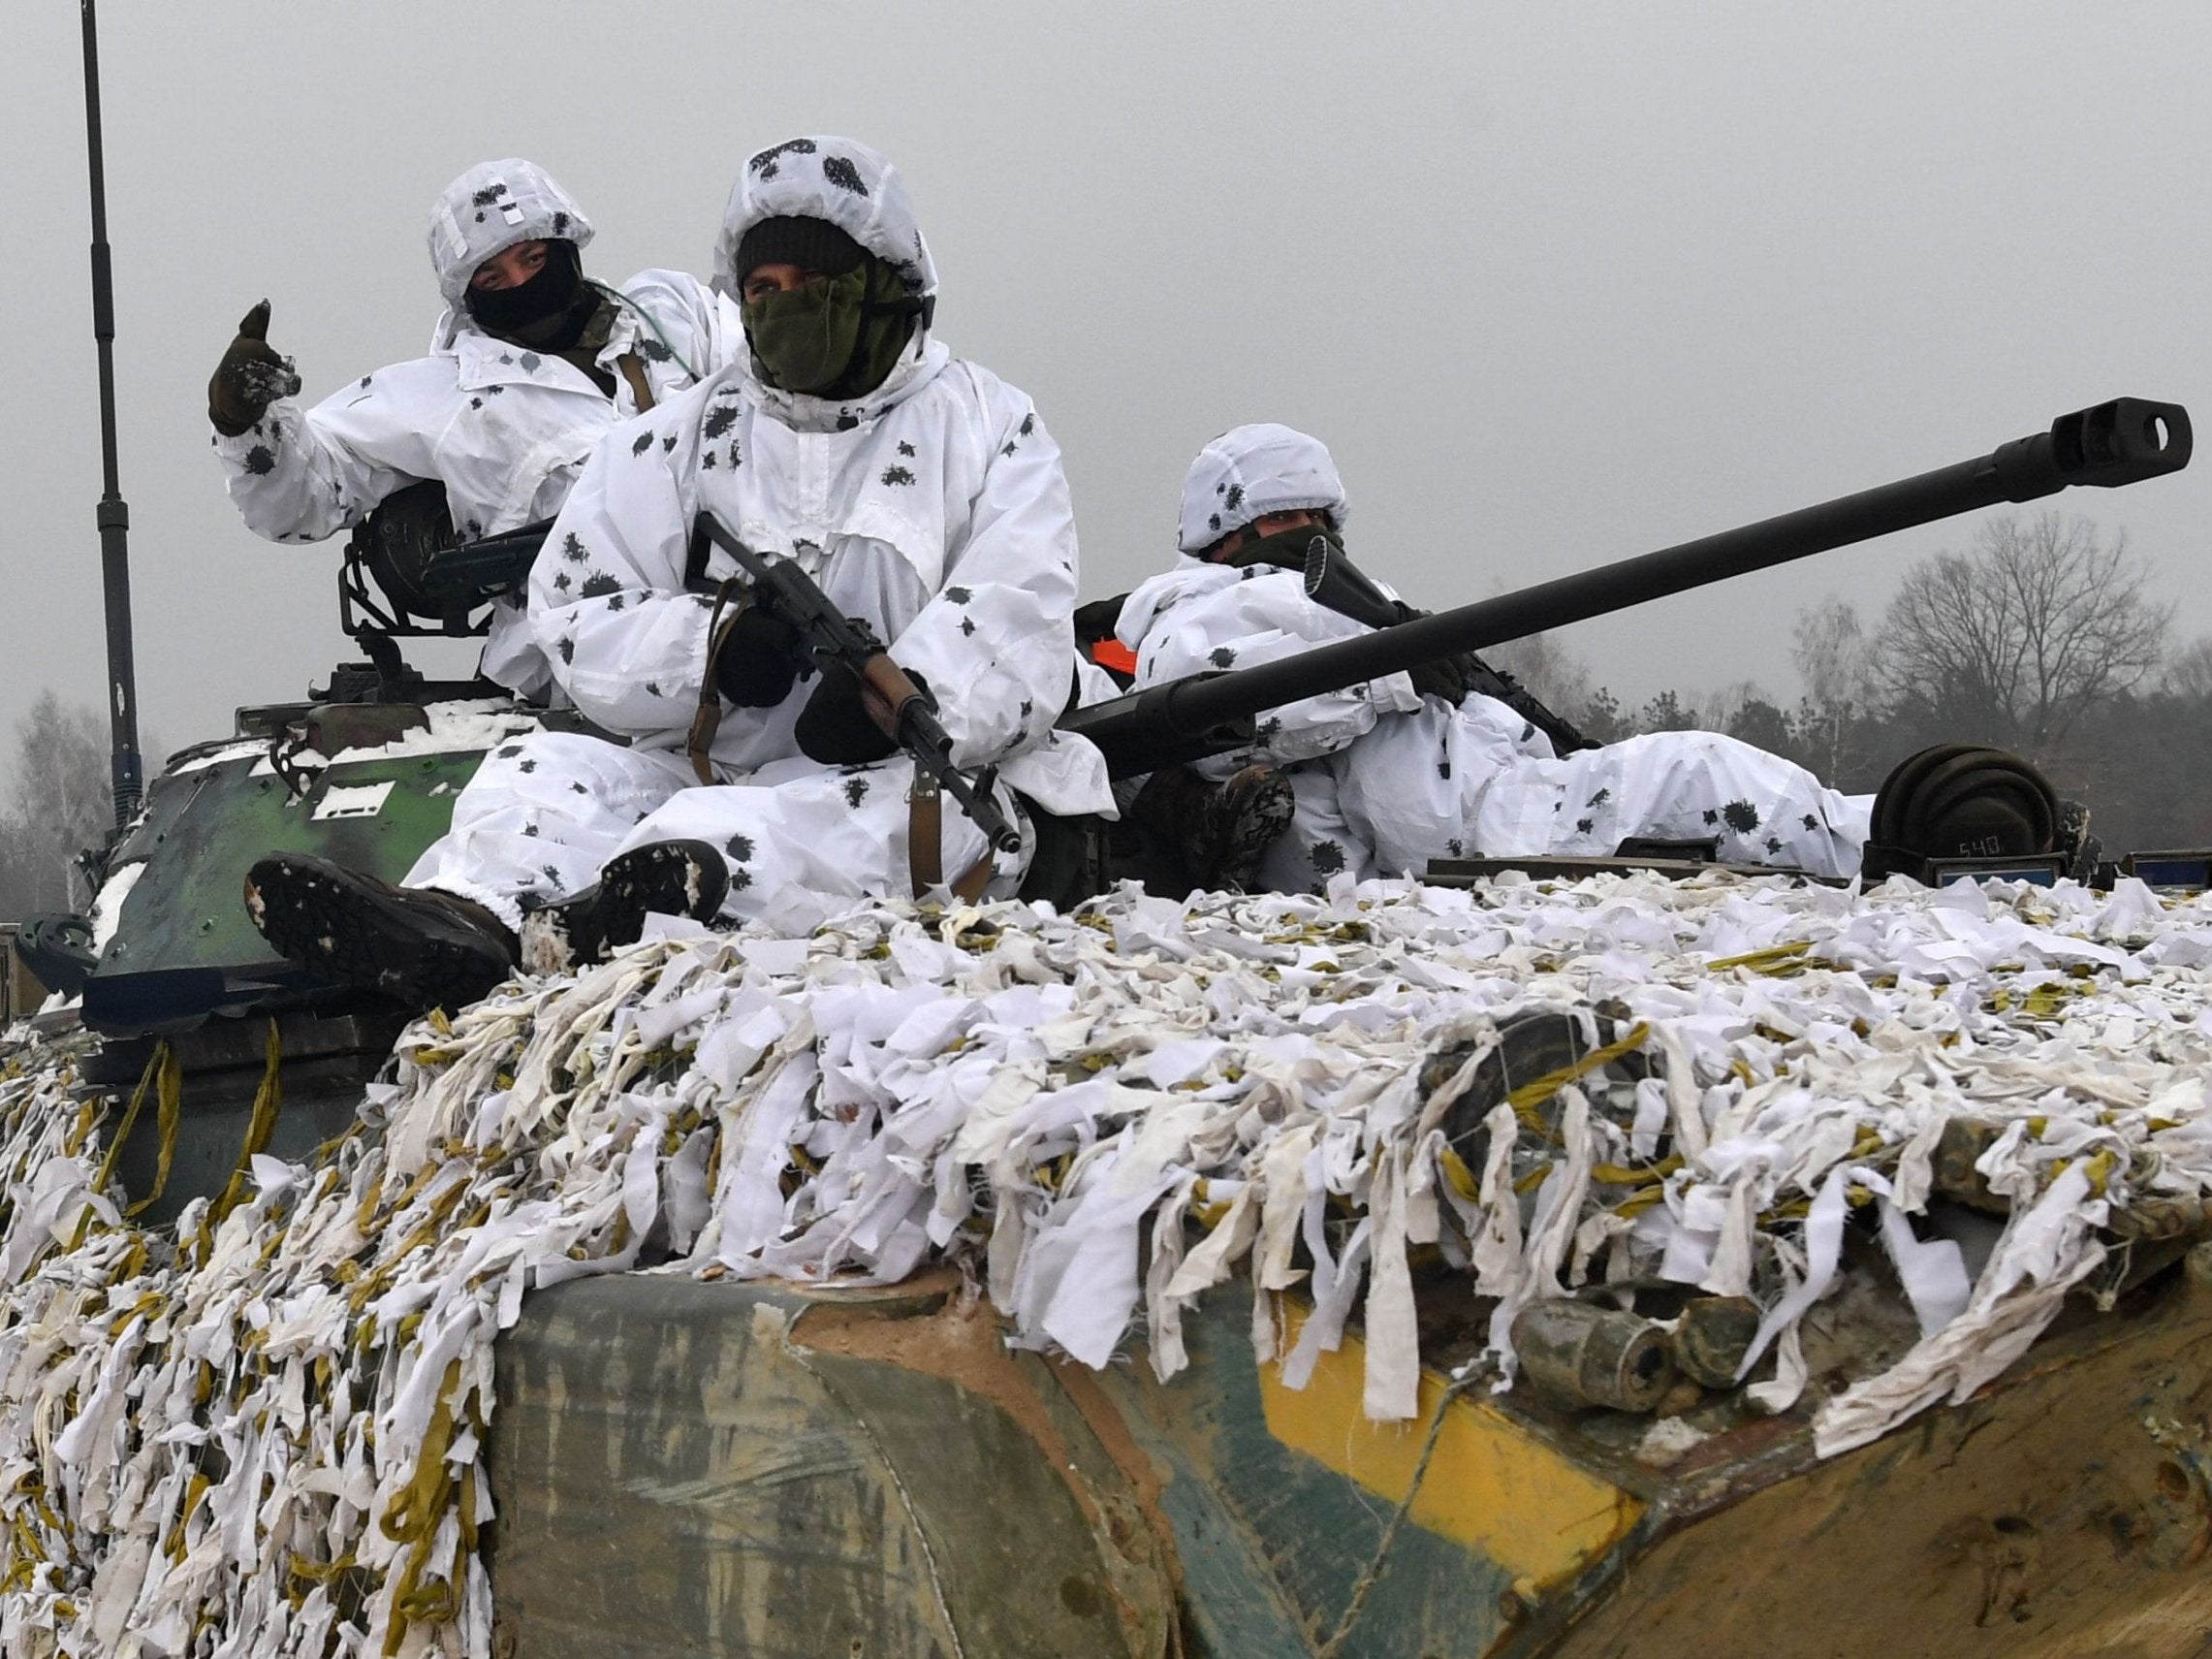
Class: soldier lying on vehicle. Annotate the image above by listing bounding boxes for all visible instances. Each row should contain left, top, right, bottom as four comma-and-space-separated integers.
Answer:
1114, 424, 1871, 891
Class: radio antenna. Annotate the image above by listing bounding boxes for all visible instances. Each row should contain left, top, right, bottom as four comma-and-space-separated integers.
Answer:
80, 0, 143, 830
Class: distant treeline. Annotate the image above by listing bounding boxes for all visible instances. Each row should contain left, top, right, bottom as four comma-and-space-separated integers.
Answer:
1493, 508, 2212, 853
0, 692, 116, 924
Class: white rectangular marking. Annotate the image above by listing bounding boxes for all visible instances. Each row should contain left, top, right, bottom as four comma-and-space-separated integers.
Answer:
313, 781, 395, 821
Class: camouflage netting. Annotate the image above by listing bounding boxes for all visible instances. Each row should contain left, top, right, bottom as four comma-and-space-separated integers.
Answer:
2, 870, 2211, 1655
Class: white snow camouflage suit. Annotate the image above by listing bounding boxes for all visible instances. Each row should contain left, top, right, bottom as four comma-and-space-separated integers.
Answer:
1119, 424, 1868, 891
403, 137, 1112, 929
213, 158, 743, 698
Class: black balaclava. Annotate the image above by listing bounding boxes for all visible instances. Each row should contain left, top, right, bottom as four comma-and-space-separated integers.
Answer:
1215, 519, 1344, 570
464, 239, 592, 348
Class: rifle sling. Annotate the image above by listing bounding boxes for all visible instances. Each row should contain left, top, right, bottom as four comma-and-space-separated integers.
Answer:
614, 352, 657, 414
907, 770, 995, 903
687, 578, 749, 784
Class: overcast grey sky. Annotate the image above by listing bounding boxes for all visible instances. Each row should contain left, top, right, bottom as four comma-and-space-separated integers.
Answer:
4, 3, 2208, 765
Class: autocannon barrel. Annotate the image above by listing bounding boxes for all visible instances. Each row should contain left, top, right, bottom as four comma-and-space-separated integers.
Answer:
1062, 398, 2191, 777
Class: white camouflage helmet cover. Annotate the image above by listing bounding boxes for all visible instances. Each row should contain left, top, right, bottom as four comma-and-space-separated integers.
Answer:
711, 136, 937, 302
1178, 423, 1350, 553
426, 159, 594, 308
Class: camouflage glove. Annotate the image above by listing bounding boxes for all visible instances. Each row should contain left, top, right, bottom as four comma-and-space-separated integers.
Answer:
207, 301, 302, 436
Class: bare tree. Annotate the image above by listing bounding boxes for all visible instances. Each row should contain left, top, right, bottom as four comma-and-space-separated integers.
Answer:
1874, 510, 2171, 750
1794, 595, 1877, 712
1791, 594, 1878, 780
2160, 635, 2212, 702
0, 692, 112, 919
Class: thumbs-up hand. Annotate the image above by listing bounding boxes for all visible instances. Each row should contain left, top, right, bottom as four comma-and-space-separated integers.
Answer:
208, 301, 303, 435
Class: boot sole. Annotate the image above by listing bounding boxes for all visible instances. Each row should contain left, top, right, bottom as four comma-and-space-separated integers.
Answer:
592, 839, 731, 951
524, 840, 732, 972
246, 855, 512, 1014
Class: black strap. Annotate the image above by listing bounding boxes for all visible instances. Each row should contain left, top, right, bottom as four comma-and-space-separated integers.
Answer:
682, 519, 716, 594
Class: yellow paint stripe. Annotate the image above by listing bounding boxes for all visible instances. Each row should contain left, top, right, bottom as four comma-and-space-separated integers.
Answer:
1258, 1307, 1642, 1588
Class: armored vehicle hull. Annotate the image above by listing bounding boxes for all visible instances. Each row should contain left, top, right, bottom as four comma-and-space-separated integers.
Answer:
7, 399, 2205, 1656
487, 1264, 2212, 1659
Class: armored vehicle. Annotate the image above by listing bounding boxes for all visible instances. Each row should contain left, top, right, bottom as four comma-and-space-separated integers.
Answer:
9, 399, 2212, 1658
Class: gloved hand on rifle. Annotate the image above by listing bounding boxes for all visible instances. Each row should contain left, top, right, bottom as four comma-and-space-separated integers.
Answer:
207, 301, 303, 435
1384, 600, 1478, 705
712, 605, 808, 707
1406, 652, 1478, 705
796, 660, 932, 766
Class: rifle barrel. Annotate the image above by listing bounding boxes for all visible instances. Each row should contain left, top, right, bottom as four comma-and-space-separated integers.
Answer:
1062, 398, 2190, 778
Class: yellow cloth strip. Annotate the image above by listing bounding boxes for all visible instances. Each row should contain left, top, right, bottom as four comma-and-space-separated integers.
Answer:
1506, 1021, 1652, 1129
1705, 940, 1816, 973
91, 1044, 163, 1196
123, 1043, 182, 1220
211, 1020, 285, 1227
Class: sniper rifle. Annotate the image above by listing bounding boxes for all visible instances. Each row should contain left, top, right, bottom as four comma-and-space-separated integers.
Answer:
1060, 398, 2192, 778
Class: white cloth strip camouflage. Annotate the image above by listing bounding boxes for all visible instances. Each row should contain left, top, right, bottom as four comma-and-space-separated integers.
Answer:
3, 870, 2209, 1652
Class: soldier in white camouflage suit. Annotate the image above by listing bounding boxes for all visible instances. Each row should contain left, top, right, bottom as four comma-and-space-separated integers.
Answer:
207, 158, 743, 697
1119, 424, 1869, 892
246, 138, 1109, 1012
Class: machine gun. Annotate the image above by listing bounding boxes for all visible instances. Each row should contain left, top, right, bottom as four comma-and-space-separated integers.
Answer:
332, 481, 553, 698
1061, 398, 2192, 777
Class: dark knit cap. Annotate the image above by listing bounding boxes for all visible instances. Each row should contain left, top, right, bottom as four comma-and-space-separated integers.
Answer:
732, 215, 868, 283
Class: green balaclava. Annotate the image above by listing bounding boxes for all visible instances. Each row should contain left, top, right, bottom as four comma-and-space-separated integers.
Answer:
743, 253, 920, 400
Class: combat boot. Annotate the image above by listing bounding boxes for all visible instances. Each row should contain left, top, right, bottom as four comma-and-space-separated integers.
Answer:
245, 854, 521, 1015
1201, 764, 1297, 891
1128, 764, 1295, 892
2054, 797, 2104, 884
518, 840, 730, 973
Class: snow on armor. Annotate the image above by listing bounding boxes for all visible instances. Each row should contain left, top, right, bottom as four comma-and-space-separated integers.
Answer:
401, 137, 1112, 929
1122, 426, 1869, 890
212, 160, 741, 699
426, 158, 594, 308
